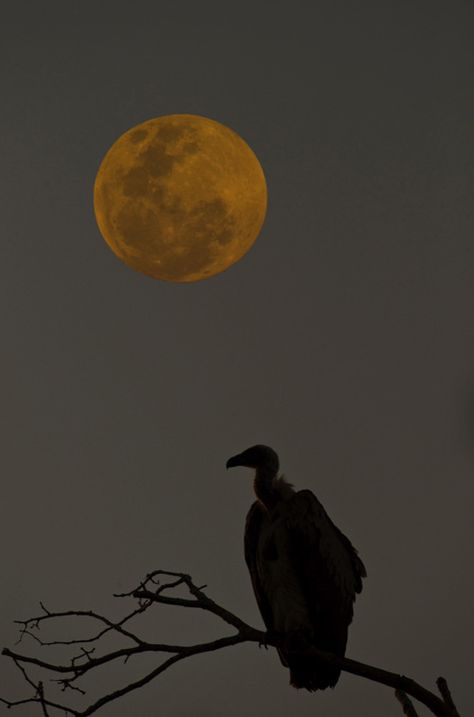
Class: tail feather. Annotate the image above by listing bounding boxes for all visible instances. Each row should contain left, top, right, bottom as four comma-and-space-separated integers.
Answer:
288, 655, 341, 691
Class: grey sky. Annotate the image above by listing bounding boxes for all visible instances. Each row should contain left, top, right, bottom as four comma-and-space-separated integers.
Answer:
1, 1, 473, 715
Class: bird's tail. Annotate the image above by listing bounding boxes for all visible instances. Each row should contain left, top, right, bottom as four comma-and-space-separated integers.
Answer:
278, 649, 341, 691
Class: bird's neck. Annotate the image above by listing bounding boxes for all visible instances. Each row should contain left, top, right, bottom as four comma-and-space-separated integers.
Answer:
254, 466, 278, 510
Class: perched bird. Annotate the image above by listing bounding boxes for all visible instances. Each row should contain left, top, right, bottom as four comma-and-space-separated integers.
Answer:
226, 444, 366, 691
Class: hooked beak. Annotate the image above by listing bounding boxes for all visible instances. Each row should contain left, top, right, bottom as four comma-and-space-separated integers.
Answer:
226, 454, 243, 469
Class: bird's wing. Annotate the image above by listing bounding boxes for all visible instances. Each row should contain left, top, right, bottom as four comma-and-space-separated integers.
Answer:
331, 518, 367, 594
244, 501, 275, 632
284, 490, 366, 644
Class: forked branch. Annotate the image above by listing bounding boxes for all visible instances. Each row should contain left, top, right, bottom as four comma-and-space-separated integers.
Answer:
1, 570, 460, 717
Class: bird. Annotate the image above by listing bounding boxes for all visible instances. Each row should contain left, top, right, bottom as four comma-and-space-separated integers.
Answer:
226, 444, 366, 691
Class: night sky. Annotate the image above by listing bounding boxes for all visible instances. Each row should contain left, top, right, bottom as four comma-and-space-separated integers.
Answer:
2, 2, 473, 716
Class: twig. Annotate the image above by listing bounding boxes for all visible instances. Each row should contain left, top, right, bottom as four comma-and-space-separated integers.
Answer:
396, 689, 420, 717
37, 683, 50, 717
436, 677, 460, 717
1, 569, 462, 717
14, 603, 150, 647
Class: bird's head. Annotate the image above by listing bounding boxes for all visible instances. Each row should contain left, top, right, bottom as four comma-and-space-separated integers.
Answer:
226, 445, 279, 474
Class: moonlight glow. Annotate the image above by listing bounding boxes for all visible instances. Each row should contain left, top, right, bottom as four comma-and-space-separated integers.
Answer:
93, 114, 267, 282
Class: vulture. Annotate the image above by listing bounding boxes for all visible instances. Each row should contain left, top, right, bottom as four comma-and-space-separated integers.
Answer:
226, 444, 366, 691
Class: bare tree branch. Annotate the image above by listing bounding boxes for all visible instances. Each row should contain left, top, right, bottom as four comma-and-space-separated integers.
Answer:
437, 677, 460, 717
396, 689, 420, 717
37, 683, 51, 717
4, 658, 77, 716
14, 602, 150, 647
1, 570, 461, 717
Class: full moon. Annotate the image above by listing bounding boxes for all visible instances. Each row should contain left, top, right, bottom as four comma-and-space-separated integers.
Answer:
93, 114, 267, 282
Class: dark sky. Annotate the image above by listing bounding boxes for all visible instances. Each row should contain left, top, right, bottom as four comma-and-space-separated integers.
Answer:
2, 2, 473, 715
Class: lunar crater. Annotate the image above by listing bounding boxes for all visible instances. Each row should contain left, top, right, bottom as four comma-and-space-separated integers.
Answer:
94, 114, 267, 282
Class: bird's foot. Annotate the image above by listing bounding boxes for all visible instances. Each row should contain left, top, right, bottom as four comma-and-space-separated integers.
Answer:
259, 630, 281, 649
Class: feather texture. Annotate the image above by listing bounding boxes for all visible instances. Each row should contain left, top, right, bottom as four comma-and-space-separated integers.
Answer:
245, 489, 365, 690
228, 445, 365, 691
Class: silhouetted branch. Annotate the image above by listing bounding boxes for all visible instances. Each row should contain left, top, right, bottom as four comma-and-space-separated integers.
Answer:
396, 689, 420, 717
1, 570, 461, 717
437, 677, 460, 717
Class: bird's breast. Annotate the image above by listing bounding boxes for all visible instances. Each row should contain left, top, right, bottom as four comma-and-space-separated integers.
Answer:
257, 513, 311, 634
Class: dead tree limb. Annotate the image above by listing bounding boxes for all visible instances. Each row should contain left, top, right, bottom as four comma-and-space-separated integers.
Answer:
1, 570, 461, 717
396, 689, 420, 717
437, 677, 461, 717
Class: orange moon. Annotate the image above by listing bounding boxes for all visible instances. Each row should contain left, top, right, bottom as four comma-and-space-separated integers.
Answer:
93, 114, 267, 282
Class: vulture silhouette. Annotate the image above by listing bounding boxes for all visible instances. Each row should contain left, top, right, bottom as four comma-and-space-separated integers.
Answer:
226, 444, 366, 691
